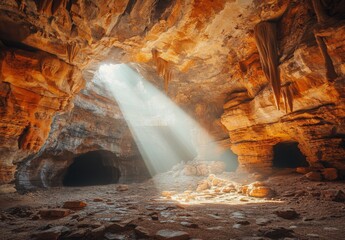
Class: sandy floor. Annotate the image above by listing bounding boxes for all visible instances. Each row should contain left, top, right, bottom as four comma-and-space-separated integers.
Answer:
1, 170, 345, 240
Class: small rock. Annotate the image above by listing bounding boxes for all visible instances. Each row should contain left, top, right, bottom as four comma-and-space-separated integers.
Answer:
67, 228, 90, 238
196, 164, 209, 176
196, 180, 209, 192
321, 168, 338, 181
155, 229, 190, 240
245, 182, 274, 198
116, 185, 129, 191
260, 227, 295, 239
93, 198, 103, 202
206, 226, 223, 230
135, 226, 150, 238
31, 226, 70, 240
91, 225, 106, 238
236, 220, 250, 225
63, 200, 87, 210
322, 190, 345, 202
324, 227, 338, 231
180, 221, 198, 228
232, 223, 242, 229
104, 232, 126, 240
296, 167, 312, 174
256, 218, 271, 226
305, 172, 322, 181
274, 208, 299, 220
162, 191, 177, 198
38, 209, 71, 219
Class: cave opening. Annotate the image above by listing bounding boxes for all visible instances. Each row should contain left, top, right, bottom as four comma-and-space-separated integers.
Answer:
63, 150, 121, 186
272, 141, 309, 168
221, 149, 239, 172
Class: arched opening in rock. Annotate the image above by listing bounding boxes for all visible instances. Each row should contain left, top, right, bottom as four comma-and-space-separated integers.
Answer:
273, 142, 308, 168
220, 149, 239, 172
63, 150, 121, 186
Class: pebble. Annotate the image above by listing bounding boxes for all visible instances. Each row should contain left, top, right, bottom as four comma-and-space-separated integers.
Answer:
180, 221, 198, 228
31, 226, 70, 240
255, 218, 271, 226
38, 208, 71, 219
155, 229, 190, 240
274, 208, 299, 220
63, 200, 87, 210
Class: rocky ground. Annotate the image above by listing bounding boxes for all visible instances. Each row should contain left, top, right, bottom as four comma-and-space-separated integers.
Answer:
1, 170, 345, 240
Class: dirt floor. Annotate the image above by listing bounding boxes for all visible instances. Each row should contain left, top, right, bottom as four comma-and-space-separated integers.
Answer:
1, 170, 345, 240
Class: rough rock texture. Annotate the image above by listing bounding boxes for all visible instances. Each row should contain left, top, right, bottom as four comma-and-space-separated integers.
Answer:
0, 0, 345, 187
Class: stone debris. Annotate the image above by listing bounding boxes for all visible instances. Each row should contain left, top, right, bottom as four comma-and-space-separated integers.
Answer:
259, 227, 295, 239
274, 208, 299, 220
135, 226, 151, 238
155, 229, 190, 240
305, 171, 323, 181
31, 226, 70, 240
38, 208, 71, 219
180, 221, 198, 228
255, 218, 272, 226
321, 168, 338, 181
321, 190, 345, 202
174, 160, 226, 177
241, 181, 274, 198
63, 200, 87, 210
116, 184, 129, 191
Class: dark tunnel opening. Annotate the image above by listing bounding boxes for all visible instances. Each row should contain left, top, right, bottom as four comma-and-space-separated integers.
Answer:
63, 150, 121, 186
273, 141, 309, 168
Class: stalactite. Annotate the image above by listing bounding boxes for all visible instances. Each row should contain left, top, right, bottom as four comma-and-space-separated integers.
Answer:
52, 0, 69, 15
151, 49, 172, 93
36, 0, 69, 16
66, 42, 79, 63
311, 0, 329, 23
281, 84, 294, 113
311, 0, 338, 82
254, 21, 280, 110
315, 35, 338, 81
36, 0, 54, 15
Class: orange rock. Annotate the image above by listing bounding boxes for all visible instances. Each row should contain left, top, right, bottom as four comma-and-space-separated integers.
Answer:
38, 208, 71, 219
63, 201, 87, 210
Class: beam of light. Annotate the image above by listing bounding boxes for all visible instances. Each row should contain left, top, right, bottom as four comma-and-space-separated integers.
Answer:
97, 63, 236, 178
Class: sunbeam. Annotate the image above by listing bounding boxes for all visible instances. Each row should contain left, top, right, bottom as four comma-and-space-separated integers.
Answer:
97, 63, 236, 178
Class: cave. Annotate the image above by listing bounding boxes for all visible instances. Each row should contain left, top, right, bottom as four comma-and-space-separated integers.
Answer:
63, 151, 121, 187
272, 142, 308, 168
1, 1, 345, 239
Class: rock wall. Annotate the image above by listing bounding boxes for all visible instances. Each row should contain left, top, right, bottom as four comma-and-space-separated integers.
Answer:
0, 0, 344, 187
221, 1, 345, 174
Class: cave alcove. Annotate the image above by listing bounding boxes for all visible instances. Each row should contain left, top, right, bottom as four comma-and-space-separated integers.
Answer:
272, 141, 309, 168
221, 149, 239, 172
63, 150, 121, 186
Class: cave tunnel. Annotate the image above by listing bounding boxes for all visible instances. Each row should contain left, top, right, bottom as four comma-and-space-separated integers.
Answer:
272, 141, 309, 168
221, 149, 239, 172
63, 150, 121, 186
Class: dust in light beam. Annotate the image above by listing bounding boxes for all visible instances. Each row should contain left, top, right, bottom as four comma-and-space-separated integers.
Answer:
97, 63, 235, 176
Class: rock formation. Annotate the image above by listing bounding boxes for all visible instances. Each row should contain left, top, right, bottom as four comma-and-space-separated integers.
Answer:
0, 0, 345, 189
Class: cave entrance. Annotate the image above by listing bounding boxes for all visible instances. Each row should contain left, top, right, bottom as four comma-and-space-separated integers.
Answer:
272, 142, 308, 168
221, 149, 239, 172
63, 150, 121, 186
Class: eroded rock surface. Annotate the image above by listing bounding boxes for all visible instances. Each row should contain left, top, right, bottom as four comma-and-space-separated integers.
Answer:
0, 0, 344, 187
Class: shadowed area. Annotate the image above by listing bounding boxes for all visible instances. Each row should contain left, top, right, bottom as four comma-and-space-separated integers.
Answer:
63, 151, 121, 186
273, 142, 308, 168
